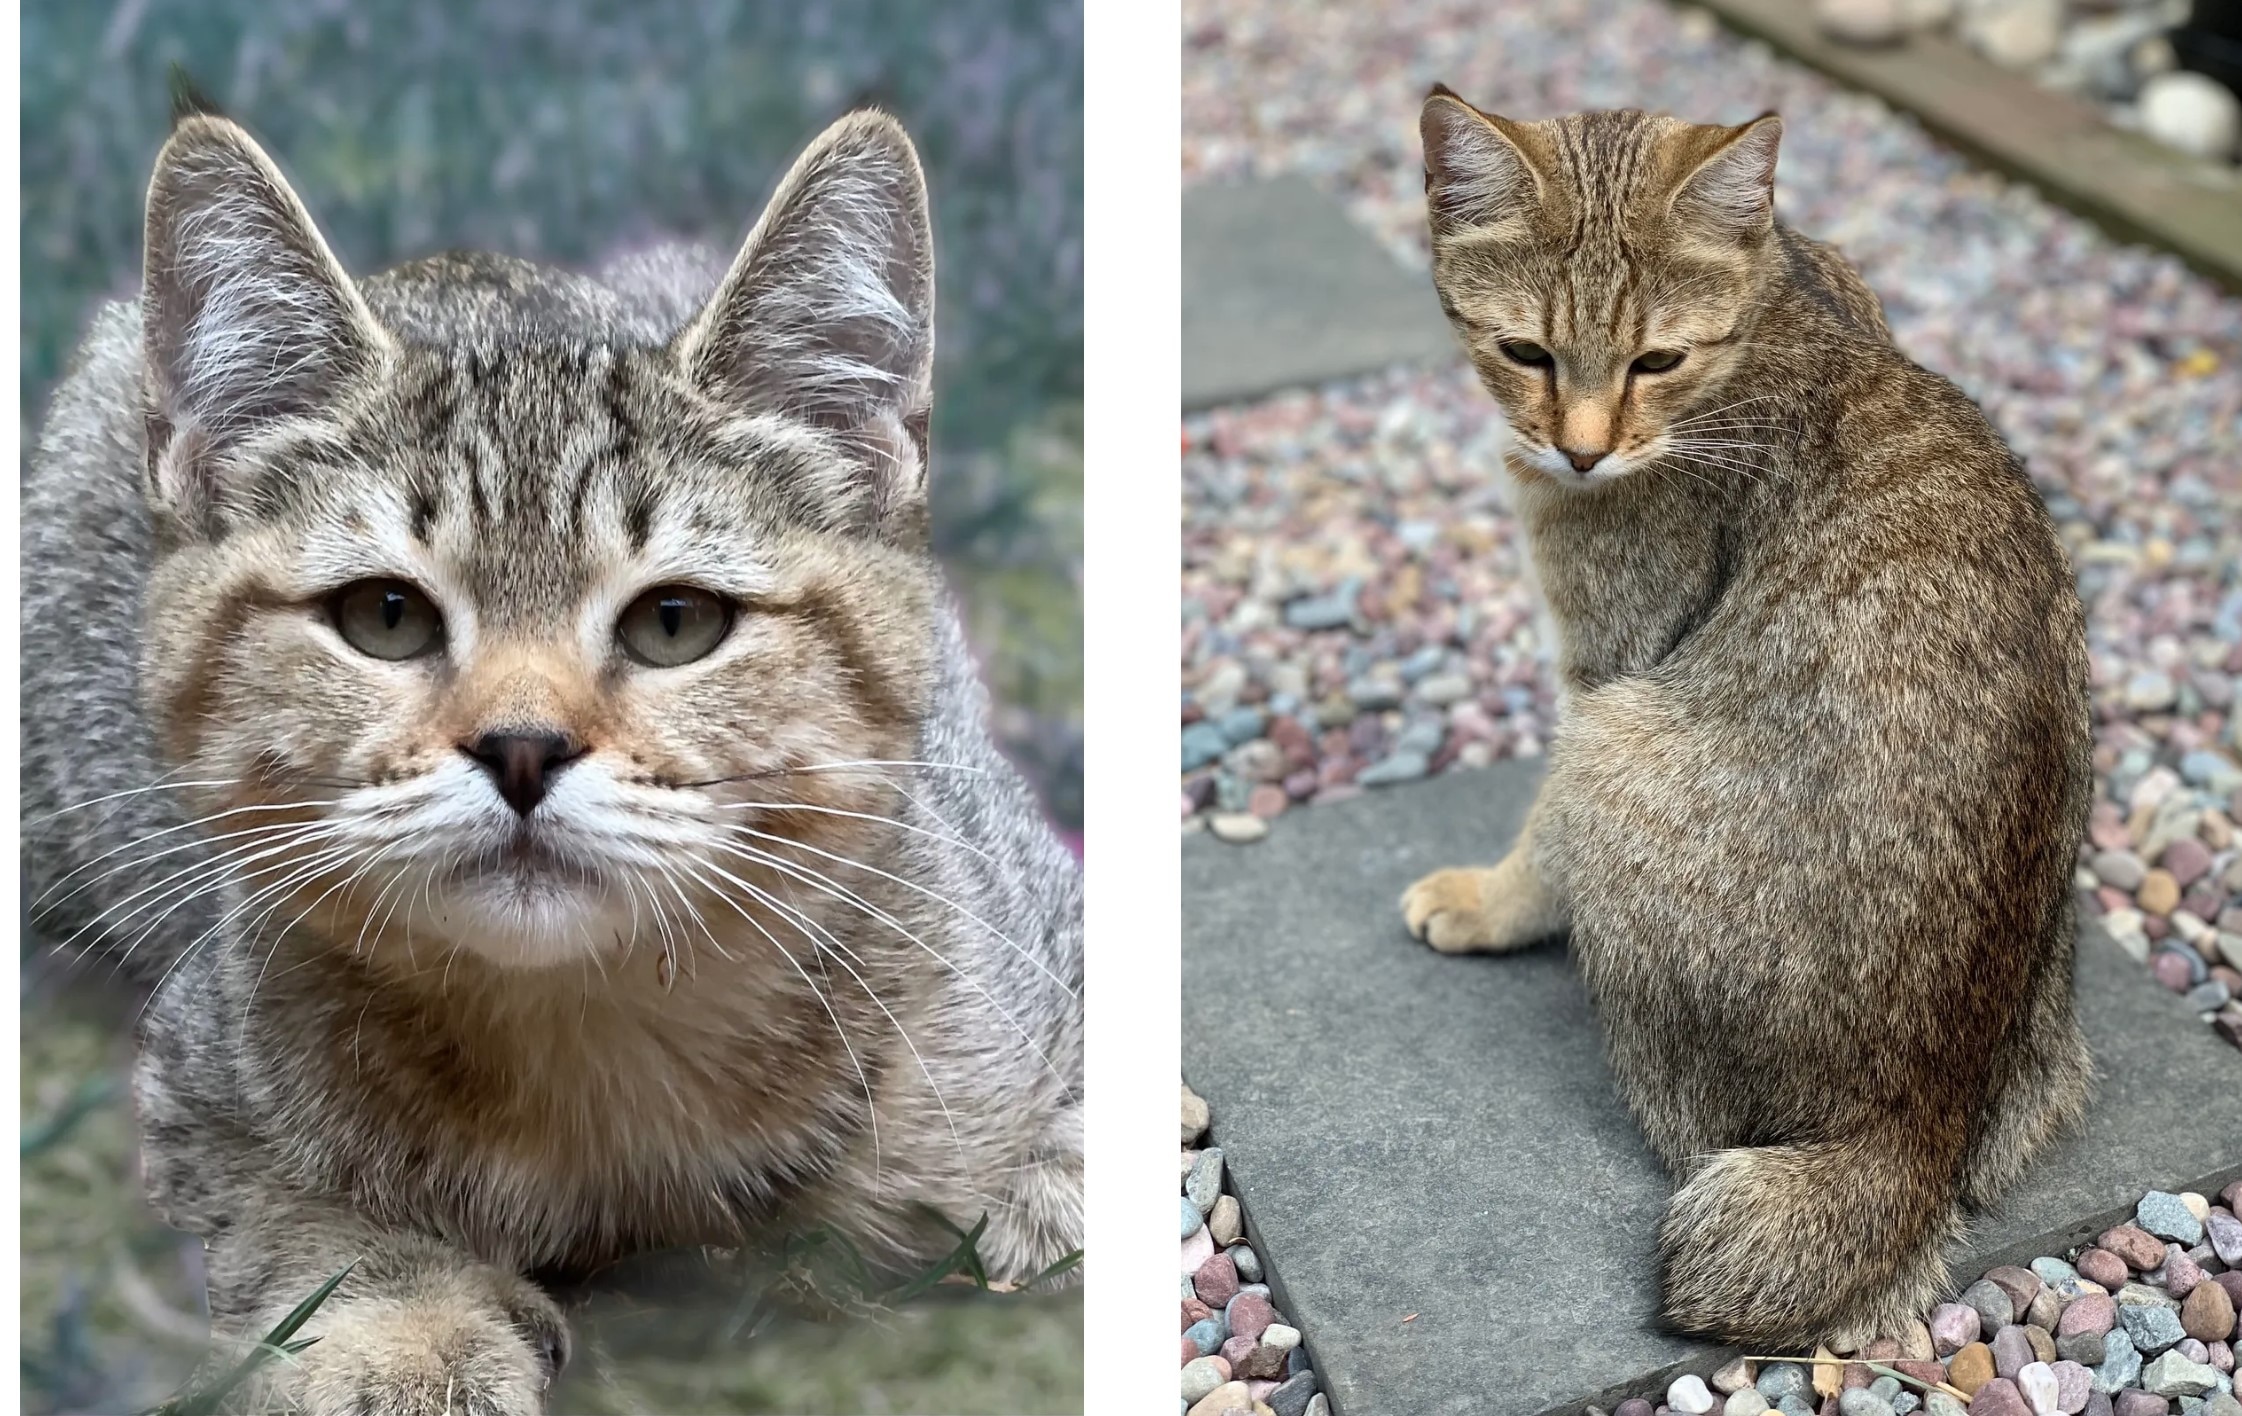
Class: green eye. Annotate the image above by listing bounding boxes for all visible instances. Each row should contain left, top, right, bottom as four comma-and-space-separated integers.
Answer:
1500, 341, 1552, 367
1633, 350, 1685, 373
617, 585, 732, 668
332, 579, 443, 660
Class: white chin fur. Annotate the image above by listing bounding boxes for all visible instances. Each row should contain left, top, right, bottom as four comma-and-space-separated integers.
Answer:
1513, 439, 1637, 486
413, 868, 634, 971
341, 758, 656, 970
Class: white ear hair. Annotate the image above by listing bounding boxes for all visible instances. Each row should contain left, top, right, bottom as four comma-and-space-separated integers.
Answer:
673, 109, 935, 535
141, 115, 386, 512
1672, 115, 1782, 241
1421, 93, 1542, 237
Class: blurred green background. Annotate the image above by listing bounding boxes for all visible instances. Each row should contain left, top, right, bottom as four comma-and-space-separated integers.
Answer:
20, 1, 1082, 1412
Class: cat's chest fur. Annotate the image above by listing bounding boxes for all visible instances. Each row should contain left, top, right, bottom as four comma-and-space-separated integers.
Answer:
206, 924, 904, 1268
1508, 461, 1734, 691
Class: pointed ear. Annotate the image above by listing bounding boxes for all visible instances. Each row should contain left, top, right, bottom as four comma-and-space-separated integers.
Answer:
1421, 88, 1543, 238
673, 110, 935, 534
142, 115, 387, 514
1669, 113, 1782, 242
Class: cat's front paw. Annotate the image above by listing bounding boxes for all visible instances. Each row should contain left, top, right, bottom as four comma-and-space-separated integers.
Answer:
1401, 867, 1498, 952
1403, 865, 1543, 954
275, 1282, 567, 1416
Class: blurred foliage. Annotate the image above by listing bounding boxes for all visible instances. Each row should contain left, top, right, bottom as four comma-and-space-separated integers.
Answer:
21, 2, 1082, 1412
20, 0, 1082, 448
22, 982, 210, 1414
937, 403, 1086, 832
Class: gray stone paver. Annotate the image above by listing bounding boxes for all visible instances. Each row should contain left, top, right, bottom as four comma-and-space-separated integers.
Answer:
1183, 761, 2242, 1416
1181, 177, 1458, 409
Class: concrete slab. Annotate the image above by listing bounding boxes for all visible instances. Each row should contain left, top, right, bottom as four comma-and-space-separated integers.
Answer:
1181, 177, 1459, 409
1182, 761, 2242, 1416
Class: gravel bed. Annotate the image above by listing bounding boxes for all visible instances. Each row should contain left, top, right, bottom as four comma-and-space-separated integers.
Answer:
1180, 1084, 1329, 1416
1607, 1184, 2241, 1416
1178, 0, 2242, 1048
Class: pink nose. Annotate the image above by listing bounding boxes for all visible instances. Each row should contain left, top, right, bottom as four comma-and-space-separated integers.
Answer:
1561, 446, 1607, 473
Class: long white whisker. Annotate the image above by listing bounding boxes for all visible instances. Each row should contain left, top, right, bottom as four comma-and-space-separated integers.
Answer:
25, 776, 245, 825
95, 830, 339, 970
35, 799, 347, 909
703, 839, 1076, 1101
708, 800, 991, 862
240, 846, 385, 1028
37, 815, 340, 919
722, 823, 1077, 1001
1665, 449, 1770, 479
766, 759, 988, 777
77, 822, 341, 960
353, 860, 414, 960
675, 860, 899, 1191
719, 863, 969, 1193
137, 844, 358, 1025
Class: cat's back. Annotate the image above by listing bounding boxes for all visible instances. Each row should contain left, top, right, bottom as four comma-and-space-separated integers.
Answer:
1681, 318, 2087, 782
1808, 334, 2065, 597
22, 298, 174, 962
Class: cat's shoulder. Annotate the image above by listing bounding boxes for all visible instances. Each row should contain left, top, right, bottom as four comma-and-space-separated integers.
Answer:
1774, 222, 1890, 342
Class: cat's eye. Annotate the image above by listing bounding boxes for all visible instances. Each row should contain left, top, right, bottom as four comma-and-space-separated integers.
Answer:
1633, 350, 1685, 373
1500, 341, 1553, 367
331, 579, 444, 661
617, 585, 732, 668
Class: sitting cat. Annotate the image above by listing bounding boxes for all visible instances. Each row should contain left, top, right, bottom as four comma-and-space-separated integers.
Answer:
1402, 91, 2091, 1347
22, 101, 1081, 1413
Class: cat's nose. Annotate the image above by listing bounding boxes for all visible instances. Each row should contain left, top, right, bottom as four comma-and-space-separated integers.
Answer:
463, 731, 585, 817
1560, 445, 1608, 473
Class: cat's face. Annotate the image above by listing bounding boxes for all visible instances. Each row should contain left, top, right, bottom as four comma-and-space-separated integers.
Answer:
135, 112, 938, 970
1420, 100, 1780, 488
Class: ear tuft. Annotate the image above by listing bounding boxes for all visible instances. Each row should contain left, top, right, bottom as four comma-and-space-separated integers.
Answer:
674, 109, 935, 536
142, 115, 384, 511
1420, 92, 1542, 237
168, 63, 225, 124
1671, 113, 1782, 242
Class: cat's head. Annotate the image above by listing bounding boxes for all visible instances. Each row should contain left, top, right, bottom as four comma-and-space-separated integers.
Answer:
1419, 95, 1781, 487
135, 110, 941, 971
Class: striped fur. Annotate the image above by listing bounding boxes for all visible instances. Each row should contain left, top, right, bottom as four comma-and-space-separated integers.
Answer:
23, 110, 1079, 1414
1402, 98, 2091, 1348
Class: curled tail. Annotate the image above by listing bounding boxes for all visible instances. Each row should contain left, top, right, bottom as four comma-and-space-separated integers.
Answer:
1657, 1127, 1962, 1349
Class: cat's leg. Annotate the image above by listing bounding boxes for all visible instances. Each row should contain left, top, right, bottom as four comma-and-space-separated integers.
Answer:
819, 1049, 1084, 1291
198, 1186, 566, 1416
984, 1103, 1085, 1286
1399, 787, 1570, 954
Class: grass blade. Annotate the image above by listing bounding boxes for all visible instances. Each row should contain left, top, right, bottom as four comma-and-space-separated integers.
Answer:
138, 1259, 357, 1416
1022, 1249, 1084, 1290
21, 1076, 117, 1158
889, 1212, 992, 1303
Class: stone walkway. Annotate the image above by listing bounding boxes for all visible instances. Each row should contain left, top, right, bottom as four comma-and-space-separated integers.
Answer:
1182, 763, 2242, 1415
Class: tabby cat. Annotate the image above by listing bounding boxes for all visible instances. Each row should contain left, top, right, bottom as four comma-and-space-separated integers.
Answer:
22, 104, 1081, 1413
1402, 91, 2091, 1346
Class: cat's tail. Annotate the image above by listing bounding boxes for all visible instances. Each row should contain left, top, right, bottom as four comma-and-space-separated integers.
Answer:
1656, 1124, 1963, 1349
